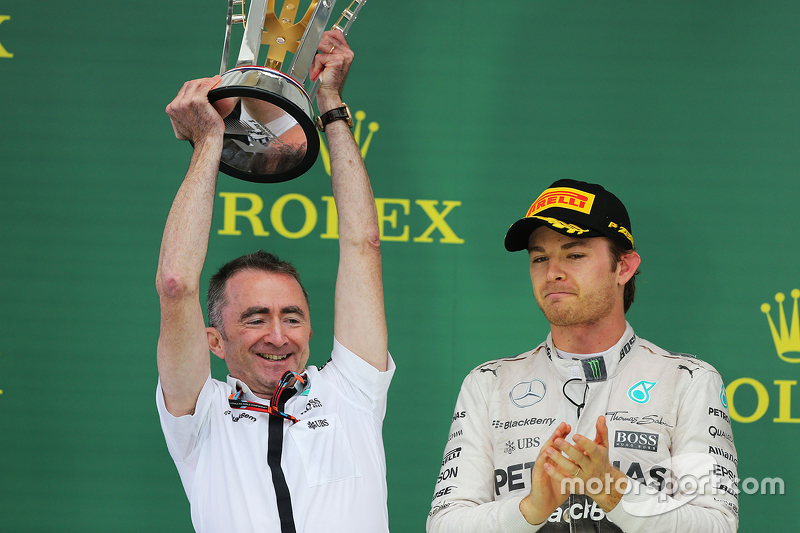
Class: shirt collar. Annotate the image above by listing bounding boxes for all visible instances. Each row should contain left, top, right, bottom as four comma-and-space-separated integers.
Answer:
226, 375, 271, 405
543, 322, 638, 382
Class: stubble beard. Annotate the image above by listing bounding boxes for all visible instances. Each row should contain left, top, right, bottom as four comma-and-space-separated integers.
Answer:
536, 287, 617, 328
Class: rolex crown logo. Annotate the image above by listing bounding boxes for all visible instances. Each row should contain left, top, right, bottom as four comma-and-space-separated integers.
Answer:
761, 289, 800, 363
319, 110, 379, 176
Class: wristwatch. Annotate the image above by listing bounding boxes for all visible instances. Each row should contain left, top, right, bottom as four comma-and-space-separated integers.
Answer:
316, 104, 353, 131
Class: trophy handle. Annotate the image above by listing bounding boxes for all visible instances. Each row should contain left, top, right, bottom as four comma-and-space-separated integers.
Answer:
331, 0, 367, 36
220, 0, 245, 75
308, 0, 367, 100
236, 0, 270, 67
287, 0, 338, 84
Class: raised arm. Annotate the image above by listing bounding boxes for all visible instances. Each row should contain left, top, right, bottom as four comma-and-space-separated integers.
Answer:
157, 76, 225, 415
311, 31, 388, 371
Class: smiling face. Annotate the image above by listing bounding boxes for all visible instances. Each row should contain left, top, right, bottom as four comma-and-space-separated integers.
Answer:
207, 269, 312, 398
527, 226, 629, 329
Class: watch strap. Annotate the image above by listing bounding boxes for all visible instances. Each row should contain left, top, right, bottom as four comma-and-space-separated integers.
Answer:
316, 104, 353, 131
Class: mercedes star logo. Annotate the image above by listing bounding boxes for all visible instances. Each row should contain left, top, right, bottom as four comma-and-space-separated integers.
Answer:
509, 379, 546, 408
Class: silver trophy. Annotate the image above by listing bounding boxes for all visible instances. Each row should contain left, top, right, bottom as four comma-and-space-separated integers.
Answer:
209, 0, 366, 183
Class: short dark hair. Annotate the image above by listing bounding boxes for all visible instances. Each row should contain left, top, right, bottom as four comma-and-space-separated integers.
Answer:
607, 239, 638, 313
207, 250, 309, 335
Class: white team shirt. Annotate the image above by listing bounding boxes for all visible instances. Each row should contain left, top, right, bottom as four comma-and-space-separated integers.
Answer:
157, 338, 395, 533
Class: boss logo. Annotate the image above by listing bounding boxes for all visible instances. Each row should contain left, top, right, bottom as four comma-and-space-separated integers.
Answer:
300, 397, 322, 415
619, 334, 636, 361
614, 430, 659, 452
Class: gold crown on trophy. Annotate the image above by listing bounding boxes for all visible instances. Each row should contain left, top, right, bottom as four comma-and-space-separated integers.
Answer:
761, 289, 800, 363
319, 109, 379, 175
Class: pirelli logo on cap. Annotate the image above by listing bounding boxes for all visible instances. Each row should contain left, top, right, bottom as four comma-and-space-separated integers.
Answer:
526, 187, 595, 217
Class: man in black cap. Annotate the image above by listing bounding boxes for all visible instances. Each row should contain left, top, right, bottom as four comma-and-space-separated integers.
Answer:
427, 180, 738, 532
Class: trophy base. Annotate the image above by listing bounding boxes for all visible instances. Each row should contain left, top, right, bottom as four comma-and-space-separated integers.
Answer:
208, 66, 320, 183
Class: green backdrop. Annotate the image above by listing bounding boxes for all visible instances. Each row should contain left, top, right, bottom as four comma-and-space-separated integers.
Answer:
0, 1, 796, 530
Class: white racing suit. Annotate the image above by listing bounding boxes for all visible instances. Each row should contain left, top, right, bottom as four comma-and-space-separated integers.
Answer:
427, 324, 738, 533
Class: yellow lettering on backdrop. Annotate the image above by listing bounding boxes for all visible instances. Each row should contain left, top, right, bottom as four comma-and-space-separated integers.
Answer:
217, 192, 270, 236
320, 196, 338, 239
0, 16, 12, 58
727, 377, 769, 423
375, 198, 410, 241
773, 380, 800, 423
217, 192, 464, 243
270, 194, 317, 239
413, 200, 465, 243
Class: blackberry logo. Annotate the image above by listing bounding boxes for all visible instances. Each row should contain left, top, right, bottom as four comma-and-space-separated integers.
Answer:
492, 417, 555, 429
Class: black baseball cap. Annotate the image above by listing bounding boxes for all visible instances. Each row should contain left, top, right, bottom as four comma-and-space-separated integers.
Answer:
504, 179, 634, 252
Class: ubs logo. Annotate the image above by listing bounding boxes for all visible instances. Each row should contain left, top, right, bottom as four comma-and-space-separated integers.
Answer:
307, 419, 329, 430
503, 437, 541, 454
503, 440, 516, 454
509, 379, 546, 408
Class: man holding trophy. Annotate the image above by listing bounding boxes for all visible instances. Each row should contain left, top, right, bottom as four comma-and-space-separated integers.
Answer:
156, 26, 393, 533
